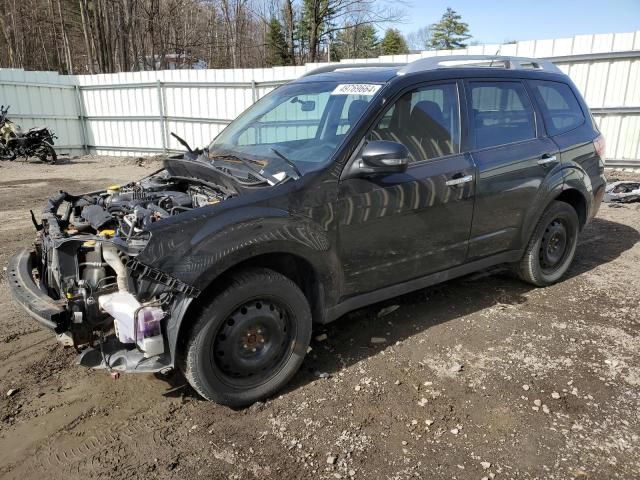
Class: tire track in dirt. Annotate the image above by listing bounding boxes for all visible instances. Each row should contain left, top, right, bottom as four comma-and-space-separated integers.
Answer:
1, 161, 639, 479
33, 400, 180, 473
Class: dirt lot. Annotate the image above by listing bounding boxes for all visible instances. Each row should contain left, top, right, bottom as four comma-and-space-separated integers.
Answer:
0, 156, 639, 480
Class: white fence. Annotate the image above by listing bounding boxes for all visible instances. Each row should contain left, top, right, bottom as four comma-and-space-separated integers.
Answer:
1, 31, 639, 168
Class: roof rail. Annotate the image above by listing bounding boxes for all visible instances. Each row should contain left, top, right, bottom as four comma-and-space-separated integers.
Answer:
301, 62, 406, 77
397, 55, 563, 75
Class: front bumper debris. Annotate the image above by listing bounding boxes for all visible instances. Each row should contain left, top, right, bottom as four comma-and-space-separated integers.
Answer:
604, 181, 640, 203
7, 247, 66, 331
76, 337, 171, 373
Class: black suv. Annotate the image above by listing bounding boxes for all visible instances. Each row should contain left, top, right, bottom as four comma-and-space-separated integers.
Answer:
9, 56, 606, 406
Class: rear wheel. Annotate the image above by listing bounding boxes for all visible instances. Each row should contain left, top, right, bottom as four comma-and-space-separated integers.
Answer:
181, 268, 312, 407
517, 201, 579, 286
0, 144, 15, 160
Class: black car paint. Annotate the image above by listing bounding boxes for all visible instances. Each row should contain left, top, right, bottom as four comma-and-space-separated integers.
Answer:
9, 66, 606, 368
131, 68, 605, 363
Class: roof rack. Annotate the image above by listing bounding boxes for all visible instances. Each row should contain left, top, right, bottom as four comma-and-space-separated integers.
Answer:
397, 55, 562, 75
301, 62, 406, 77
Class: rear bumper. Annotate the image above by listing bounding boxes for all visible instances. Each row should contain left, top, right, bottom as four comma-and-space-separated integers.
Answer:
7, 247, 66, 331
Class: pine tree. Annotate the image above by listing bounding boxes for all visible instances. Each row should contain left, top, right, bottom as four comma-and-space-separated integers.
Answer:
428, 7, 471, 50
380, 28, 408, 55
265, 18, 292, 66
333, 24, 379, 60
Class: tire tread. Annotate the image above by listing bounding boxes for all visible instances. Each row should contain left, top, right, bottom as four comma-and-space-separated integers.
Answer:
517, 200, 579, 287
182, 268, 311, 406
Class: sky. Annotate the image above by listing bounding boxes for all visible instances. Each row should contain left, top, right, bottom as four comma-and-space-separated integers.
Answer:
398, 0, 640, 44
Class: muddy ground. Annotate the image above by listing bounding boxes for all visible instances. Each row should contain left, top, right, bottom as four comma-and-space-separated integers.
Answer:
0, 156, 639, 480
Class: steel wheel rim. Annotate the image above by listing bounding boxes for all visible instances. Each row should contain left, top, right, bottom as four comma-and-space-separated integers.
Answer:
539, 218, 571, 274
210, 298, 295, 388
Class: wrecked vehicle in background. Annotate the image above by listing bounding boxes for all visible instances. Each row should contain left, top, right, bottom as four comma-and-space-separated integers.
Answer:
8, 56, 606, 407
604, 181, 640, 203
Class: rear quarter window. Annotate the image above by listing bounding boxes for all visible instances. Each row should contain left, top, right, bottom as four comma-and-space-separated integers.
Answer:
529, 80, 585, 135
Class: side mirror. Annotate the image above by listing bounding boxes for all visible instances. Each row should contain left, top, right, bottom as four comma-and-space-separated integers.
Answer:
350, 140, 409, 177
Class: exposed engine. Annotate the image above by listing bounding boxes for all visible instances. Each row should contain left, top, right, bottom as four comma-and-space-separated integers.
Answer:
69, 174, 225, 237
36, 170, 231, 360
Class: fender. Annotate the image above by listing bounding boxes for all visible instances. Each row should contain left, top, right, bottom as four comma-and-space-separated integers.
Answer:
519, 163, 593, 247
561, 163, 596, 219
137, 204, 343, 362
138, 205, 341, 290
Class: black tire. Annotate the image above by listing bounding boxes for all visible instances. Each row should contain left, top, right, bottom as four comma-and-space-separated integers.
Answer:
0, 145, 15, 161
181, 268, 312, 407
517, 201, 580, 287
35, 143, 57, 164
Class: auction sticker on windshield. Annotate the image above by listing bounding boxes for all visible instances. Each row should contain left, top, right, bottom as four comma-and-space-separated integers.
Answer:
331, 84, 382, 95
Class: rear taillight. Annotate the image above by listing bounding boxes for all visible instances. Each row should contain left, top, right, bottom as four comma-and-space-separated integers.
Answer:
593, 134, 606, 158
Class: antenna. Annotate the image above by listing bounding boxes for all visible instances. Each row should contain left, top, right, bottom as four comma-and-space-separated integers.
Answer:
489, 48, 500, 68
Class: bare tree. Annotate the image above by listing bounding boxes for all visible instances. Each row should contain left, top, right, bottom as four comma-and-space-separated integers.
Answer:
0, 0, 405, 73
406, 26, 432, 51
302, 0, 404, 62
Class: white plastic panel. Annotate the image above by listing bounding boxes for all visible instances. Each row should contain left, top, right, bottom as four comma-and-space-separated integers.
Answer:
0, 31, 638, 166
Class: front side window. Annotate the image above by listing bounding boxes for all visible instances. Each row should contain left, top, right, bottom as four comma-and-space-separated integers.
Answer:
370, 83, 461, 163
470, 81, 536, 149
336, 95, 373, 135
210, 81, 382, 173
529, 80, 585, 135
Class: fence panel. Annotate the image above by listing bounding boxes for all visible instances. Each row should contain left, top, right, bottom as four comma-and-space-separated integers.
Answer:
1, 31, 639, 167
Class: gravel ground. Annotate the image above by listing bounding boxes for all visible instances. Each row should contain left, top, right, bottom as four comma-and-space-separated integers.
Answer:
0, 156, 639, 480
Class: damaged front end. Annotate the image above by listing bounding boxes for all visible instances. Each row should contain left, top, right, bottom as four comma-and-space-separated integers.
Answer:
8, 168, 231, 373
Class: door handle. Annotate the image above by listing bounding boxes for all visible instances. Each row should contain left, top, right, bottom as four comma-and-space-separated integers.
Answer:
445, 174, 473, 187
537, 154, 558, 166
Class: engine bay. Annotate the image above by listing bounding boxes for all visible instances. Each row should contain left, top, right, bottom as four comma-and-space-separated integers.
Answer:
67, 173, 227, 238
35, 169, 232, 365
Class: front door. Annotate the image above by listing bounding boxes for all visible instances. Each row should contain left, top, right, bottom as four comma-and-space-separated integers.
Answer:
338, 81, 475, 297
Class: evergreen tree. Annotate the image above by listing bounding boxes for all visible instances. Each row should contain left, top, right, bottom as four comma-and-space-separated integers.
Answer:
333, 24, 379, 60
380, 28, 408, 55
428, 7, 471, 50
265, 18, 292, 66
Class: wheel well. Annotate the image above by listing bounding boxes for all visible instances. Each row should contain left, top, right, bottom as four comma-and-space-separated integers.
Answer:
222, 254, 323, 320
556, 189, 587, 228
176, 253, 324, 356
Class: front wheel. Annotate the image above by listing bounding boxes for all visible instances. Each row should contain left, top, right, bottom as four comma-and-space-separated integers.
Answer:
181, 268, 312, 407
33, 142, 57, 164
517, 201, 580, 286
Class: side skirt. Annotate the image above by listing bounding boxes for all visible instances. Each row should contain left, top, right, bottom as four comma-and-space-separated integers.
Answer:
323, 250, 523, 324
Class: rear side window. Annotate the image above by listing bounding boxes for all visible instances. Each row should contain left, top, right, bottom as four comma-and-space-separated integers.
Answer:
529, 80, 585, 135
469, 81, 536, 149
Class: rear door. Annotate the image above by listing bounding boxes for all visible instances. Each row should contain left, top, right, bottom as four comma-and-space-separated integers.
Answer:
465, 79, 559, 259
338, 80, 476, 296
527, 79, 603, 182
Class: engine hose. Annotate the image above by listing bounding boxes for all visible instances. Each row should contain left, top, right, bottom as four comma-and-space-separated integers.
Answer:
102, 243, 129, 292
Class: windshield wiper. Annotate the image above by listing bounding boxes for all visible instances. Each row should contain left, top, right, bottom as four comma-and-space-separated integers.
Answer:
270, 148, 301, 179
210, 154, 280, 185
171, 131, 200, 154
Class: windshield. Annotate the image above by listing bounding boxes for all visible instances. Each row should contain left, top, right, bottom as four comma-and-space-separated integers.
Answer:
208, 81, 383, 173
